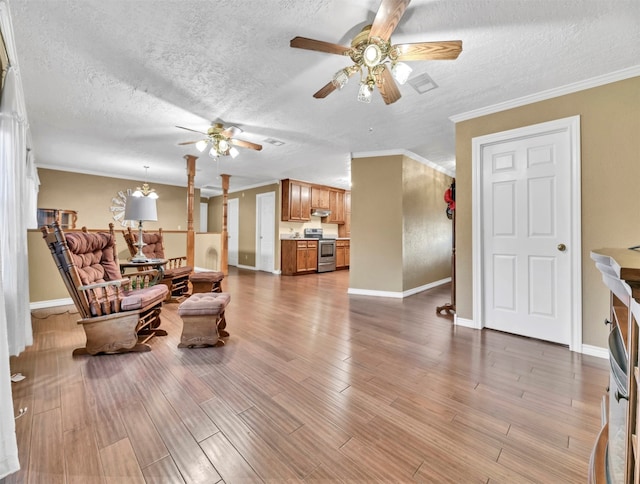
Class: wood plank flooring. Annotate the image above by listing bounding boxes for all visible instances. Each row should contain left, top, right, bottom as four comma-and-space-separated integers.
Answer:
6, 268, 608, 483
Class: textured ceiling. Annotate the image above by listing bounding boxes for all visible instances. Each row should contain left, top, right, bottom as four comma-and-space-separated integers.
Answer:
7, 0, 640, 196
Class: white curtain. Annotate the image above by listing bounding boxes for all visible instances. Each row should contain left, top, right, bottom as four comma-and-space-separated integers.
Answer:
0, 0, 36, 478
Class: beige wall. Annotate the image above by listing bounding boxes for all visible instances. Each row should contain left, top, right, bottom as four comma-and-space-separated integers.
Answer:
207, 183, 280, 269
402, 159, 453, 289
350, 154, 452, 292
37, 168, 200, 232
30, 168, 208, 303
455, 76, 640, 347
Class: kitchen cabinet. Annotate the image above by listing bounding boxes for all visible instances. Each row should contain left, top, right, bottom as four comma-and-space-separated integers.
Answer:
281, 240, 318, 275
328, 189, 345, 224
336, 239, 350, 269
311, 186, 330, 209
338, 191, 351, 238
281, 179, 311, 222
590, 248, 640, 483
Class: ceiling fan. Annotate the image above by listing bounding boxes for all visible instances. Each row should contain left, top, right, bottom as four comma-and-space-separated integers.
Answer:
177, 123, 262, 159
290, 0, 462, 105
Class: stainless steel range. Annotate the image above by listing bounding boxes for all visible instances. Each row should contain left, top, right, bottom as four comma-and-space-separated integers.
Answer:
303, 228, 336, 273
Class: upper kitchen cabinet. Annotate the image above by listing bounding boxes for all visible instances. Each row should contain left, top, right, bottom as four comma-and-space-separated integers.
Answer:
338, 191, 351, 237
282, 179, 311, 222
311, 186, 330, 209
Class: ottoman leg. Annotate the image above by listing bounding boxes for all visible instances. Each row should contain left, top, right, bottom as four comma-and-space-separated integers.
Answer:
218, 310, 230, 338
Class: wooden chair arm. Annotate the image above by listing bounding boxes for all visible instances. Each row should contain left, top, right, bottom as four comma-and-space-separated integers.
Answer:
78, 279, 127, 291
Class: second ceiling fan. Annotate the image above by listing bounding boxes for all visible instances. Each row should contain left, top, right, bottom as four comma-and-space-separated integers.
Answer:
177, 123, 262, 159
290, 0, 462, 105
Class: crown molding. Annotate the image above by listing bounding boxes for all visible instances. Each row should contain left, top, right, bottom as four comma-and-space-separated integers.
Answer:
351, 149, 455, 178
450, 65, 640, 123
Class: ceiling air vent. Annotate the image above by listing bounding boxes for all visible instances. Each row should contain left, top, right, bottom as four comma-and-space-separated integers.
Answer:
408, 73, 438, 95
264, 138, 285, 146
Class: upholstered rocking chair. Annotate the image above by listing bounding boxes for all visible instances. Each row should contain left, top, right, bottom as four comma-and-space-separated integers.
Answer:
122, 227, 192, 301
41, 222, 169, 355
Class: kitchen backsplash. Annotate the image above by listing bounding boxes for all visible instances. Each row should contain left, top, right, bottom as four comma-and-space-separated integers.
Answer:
279, 219, 339, 239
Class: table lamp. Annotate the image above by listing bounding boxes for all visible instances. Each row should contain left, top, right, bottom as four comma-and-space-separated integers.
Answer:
124, 195, 158, 262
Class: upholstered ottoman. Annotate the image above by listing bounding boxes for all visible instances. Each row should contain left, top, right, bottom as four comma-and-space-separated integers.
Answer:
177, 292, 230, 348
189, 271, 224, 294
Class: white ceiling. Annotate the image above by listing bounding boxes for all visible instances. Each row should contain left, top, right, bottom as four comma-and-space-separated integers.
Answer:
7, 0, 640, 196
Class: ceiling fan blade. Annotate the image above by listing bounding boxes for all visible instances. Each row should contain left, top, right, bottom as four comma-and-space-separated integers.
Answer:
376, 67, 402, 105
221, 126, 242, 138
176, 125, 207, 135
313, 80, 338, 99
313, 67, 359, 99
290, 36, 351, 56
394, 40, 463, 61
230, 138, 263, 151
177, 140, 202, 146
369, 0, 410, 42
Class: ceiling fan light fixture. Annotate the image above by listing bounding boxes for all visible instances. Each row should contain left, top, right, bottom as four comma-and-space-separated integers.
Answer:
332, 69, 350, 90
217, 139, 230, 153
363, 44, 383, 67
357, 82, 372, 103
195, 139, 208, 152
229, 146, 240, 159
391, 62, 412, 85
208, 146, 218, 158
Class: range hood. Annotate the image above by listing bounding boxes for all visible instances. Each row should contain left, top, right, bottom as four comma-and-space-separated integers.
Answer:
311, 208, 331, 217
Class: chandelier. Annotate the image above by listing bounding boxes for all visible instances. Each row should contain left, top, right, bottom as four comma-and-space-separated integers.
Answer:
331, 25, 413, 104
132, 166, 159, 199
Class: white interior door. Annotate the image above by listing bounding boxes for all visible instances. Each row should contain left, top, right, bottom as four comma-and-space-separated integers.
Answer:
256, 192, 275, 272
472, 116, 581, 348
228, 198, 239, 266
200, 202, 208, 232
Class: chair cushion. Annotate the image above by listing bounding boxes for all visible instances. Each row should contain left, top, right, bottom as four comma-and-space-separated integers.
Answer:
121, 284, 169, 311
165, 266, 192, 278
66, 231, 121, 285
178, 293, 230, 316
189, 271, 224, 283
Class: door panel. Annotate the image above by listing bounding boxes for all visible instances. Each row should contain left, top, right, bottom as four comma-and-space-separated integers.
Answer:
257, 192, 275, 272
228, 198, 239, 266
482, 129, 571, 344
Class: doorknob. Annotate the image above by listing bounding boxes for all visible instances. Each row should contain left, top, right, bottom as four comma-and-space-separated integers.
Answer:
557, 243, 567, 252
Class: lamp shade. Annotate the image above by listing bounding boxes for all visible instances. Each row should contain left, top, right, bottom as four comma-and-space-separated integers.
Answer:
124, 195, 158, 221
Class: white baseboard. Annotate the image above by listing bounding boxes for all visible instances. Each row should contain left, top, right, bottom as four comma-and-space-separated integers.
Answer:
454, 316, 606, 358
30, 298, 74, 310
581, 344, 608, 359
236, 264, 257, 271
347, 277, 451, 299
194, 266, 220, 273
454, 316, 481, 329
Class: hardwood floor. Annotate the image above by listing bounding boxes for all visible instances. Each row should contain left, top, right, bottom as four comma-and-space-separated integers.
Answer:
6, 268, 608, 483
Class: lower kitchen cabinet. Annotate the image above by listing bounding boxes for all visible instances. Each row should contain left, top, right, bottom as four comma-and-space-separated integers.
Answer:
336, 239, 350, 269
281, 240, 318, 275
